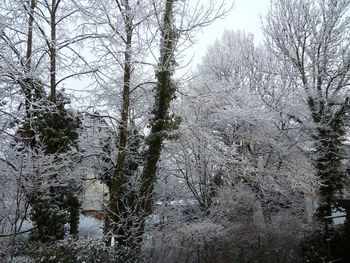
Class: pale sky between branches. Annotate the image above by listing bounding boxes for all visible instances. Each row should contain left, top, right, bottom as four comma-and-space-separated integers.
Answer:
65, 0, 269, 95
186, 0, 269, 67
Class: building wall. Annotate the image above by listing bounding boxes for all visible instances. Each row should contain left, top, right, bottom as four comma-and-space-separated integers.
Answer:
82, 171, 107, 216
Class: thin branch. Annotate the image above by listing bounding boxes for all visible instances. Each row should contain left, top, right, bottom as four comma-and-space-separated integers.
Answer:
0, 227, 37, 238
56, 69, 98, 87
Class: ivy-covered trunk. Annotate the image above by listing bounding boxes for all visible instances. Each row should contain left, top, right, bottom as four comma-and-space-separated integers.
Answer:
138, 0, 176, 224
314, 109, 348, 223
263, 0, 350, 227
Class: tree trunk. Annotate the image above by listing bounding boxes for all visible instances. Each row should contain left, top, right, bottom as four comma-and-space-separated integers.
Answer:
22, 0, 36, 119
67, 193, 80, 239
138, 0, 176, 220
50, 0, 57, 103
104, 1, 134, 246
314, 113, 348, 223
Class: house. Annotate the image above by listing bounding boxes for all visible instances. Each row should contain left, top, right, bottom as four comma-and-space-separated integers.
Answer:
82, 171, 108, 220
80, 113, 114, 220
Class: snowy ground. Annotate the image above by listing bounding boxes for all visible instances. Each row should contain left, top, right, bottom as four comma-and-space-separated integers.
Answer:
333, 210, 346, 225
78, 215, 104, 239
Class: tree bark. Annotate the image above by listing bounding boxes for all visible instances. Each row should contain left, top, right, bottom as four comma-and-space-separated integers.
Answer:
138, 0, 176, 218
104, 0, 134, 246
314, 104, 349, 222
22, 0, 36, 119
50, 0, 57, 103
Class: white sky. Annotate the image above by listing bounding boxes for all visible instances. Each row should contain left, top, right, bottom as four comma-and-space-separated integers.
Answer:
66, 0, 270, 96
183, 0, 269, 68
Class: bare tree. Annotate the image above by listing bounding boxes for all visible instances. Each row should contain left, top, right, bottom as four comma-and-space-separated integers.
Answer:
84, 0, 231, 248
136, 0, 231, 237
264, 0, 350, 222
169, 29, 318, 225
99, 0, 153, 246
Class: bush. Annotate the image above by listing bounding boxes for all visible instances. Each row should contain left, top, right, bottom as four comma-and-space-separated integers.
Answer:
24, 239, 138, 263
301, 223, 350, 263
143, 217, 305, 263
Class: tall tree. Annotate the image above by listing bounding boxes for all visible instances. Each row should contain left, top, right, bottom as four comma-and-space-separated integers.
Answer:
103, 0, 141, 246
0, 0, 89, 242
138, 0, 177, 218
97, 0, 230, 248
264, 0, 350, 222
172, 29, 315, 221
49, 0, 58, 102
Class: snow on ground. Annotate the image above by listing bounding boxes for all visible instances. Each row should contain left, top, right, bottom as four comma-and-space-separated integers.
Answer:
78, 215, 104, 239
333, 210, 346, 225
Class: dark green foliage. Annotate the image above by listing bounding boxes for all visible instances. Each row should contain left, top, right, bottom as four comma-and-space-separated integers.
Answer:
98, 136, 114, 188
66, 193, 80, 238
18, 84, 80, 155
301, 224, 350, 263
17, 82, 81, 243
138, 73, 175, 215
21, 78, 47, 124
33, 92, 80, 242
138, 0, 177, 218
28, 191, 81, 243
103, 0, 180, 248
16, 78, 47, 148
36, 91, 81, 155
29, 194, 66, 242
314, 110, 348, 221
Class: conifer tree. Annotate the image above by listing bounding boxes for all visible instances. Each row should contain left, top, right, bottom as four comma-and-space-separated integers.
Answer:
19, 87, 81, 242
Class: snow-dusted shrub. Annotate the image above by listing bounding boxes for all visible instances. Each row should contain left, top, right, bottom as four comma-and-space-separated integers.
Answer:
301, 223, 350, 263
142, 216, 306, 263
143, 220, 225, 263
0, 237, 11, 261
142, 196, 306, 263
24, 239, 133, 263
0, 231, 32, 262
